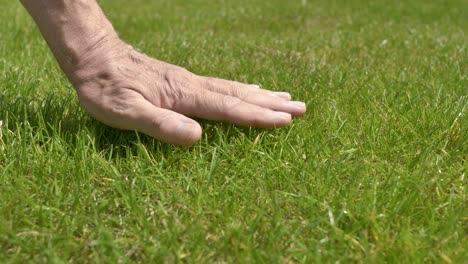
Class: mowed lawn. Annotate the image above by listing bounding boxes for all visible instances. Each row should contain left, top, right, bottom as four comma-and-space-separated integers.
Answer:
0, 0, 466, 262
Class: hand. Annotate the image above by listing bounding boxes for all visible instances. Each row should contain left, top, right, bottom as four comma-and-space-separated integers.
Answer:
20, 0, 306, 145
71, 40, 307, 145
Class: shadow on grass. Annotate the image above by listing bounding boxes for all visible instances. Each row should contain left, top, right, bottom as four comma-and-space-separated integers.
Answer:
0, 92, 265, 158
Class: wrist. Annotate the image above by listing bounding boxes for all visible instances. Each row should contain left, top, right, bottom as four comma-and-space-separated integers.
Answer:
20, 0, 121, 84
66, 37, 132, 87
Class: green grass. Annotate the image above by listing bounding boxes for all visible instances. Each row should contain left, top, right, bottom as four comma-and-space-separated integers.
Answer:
0, 0, 466, 262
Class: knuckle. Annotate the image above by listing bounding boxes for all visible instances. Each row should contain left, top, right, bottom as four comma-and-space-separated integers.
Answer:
148, 111, 172, 130
162, 68, 199, 109
235, 88, 251, 101
220, 96, 243, 111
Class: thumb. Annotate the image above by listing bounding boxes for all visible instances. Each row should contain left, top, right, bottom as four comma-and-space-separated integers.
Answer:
133, 98, 202, 145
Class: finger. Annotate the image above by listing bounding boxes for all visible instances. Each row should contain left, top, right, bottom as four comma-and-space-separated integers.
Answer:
133, 98, 202, 145
172, 90, 292, 128
202, 77, 292, 100
201, 77, 306, 116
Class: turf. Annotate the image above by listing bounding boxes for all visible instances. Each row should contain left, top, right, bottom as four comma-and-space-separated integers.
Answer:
0, 0, 466, 262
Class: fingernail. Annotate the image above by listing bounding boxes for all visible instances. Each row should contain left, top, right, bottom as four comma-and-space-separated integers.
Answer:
286, 101, 306, 108
270, 92, 291, 99
250, 84, 261, 89
271, 111, 291, 120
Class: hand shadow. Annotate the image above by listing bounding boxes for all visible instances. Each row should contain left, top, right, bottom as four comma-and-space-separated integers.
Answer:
0, 92, 268, 160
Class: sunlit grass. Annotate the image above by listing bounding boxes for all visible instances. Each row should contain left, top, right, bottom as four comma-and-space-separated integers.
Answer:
0, 0, 466, 262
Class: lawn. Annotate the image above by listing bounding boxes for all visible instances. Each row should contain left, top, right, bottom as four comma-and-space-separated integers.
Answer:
0, 0, 466, 262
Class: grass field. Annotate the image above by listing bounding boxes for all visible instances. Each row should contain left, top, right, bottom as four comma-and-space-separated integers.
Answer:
0, 0, 466, 262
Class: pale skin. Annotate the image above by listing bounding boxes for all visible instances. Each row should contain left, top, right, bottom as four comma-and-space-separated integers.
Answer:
20, 0, 306, 145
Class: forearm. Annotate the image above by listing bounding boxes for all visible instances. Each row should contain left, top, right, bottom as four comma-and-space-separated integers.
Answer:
20, 0, 121, 84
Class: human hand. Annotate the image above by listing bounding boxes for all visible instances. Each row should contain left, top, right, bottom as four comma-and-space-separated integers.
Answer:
72, 40, 306, 145
20, 0, 306, 145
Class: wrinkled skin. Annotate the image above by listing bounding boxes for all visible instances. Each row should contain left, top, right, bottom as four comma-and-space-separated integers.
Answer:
73, 39, 306, 145
20, 0, 306, 145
